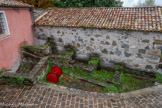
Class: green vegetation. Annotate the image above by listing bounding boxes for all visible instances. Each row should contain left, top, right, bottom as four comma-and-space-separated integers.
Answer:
102, 26, 107, 29
60, 53, 66, 57
121, 73, 153, 92
115, 65, 124, 72
22, 43, 48, 52
48, 39, 55, 51
88, 57, 100, 66
156, 73, 162, 83
39, 57, 154, 93
39, 57, 52, 83
22, 45, 37, 52
122, 26, 125, 30
136, 0, 155, 7
80, 24, 86, 28
115, 65, 146, 76
103, 72, 154, 93
18, 63, 31, 73
22, 63, 30, 69
120, 72, 125, 84
0, 69, 5, 75
61, 65, 114, 83
54, 0, 123, 8
39, 44, 46, 48
104, 84, 119, 93
2, 76, 25, 86
70, 50, 75, 57
15, 76, 25, 85
90, 24, 95, 27
16, 0, 55, 9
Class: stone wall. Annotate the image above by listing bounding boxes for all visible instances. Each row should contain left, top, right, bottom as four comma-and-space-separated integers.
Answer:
34, 26, 162, 73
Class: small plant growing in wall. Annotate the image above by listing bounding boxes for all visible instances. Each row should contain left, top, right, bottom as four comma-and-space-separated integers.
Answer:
90, 24, 95, 27
21, 45, 37, 52
80, 24, 86, 28
122, 26, 125, 30
16, 76, 25, 85
115, 65, 124, 73
70, 50, 75, 57
155, 27, 158, 31
102, 26, 107, 29
88, 57, 100, 66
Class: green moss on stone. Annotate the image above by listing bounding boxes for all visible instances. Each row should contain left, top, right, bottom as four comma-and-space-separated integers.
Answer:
156, 73, 162, 83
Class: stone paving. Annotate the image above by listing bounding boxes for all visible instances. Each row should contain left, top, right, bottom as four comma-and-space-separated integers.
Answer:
0, 83, 161, 108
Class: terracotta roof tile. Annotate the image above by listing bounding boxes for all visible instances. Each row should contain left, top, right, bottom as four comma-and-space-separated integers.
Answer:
35, 7, 162, 32
0, 0, 33, 8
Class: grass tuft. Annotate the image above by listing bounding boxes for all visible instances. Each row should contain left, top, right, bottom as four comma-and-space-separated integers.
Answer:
156, 73, 162, 83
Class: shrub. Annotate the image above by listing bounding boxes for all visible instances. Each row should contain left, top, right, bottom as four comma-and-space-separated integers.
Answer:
88, 57, 100, 66
156, 73, 162, 83
104, 84, 119, 93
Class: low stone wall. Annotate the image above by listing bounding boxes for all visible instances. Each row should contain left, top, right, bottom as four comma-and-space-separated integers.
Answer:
34, 26, 162, 73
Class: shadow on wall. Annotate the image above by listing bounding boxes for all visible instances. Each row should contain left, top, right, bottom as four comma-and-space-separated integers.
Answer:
9, 41, 29, 73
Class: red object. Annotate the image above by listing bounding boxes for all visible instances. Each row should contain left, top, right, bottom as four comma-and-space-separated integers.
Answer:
51, 67, 62, 77
46, 72, 59, 83
62, 76, 71, 82
46, 67, 63, 83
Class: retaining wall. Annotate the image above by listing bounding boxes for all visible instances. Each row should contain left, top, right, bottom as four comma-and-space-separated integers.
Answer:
34, 26, 162, 73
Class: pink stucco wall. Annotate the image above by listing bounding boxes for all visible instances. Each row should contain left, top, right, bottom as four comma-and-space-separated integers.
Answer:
0, 8, 34, 70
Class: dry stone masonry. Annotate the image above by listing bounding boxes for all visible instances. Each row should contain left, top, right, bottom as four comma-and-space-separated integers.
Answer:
34, 26, 162, 73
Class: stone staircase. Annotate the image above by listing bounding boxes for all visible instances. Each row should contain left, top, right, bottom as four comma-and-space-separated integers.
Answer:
0, 56, 48, 85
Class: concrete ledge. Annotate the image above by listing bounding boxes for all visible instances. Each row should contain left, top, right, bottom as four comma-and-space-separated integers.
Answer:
37, 82, 162, 99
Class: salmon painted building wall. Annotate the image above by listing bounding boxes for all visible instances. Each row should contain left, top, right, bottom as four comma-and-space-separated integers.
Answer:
0, 8, 34, 71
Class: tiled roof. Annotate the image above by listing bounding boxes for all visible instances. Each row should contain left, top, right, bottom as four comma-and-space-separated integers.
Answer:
34, 9, 48, 21
35, 7, 162, 32
0, 0, 33, 8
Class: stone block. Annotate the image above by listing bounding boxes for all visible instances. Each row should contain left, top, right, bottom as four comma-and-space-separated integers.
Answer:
78, 37, 83, 42
121, 44, 129, 49
147, 54, 160, 61
142, 40, 150, 43
114, 49, 122, 56
137, 53, 143, 58
148, 51, 161, 56
153, 40, 162, 45
58, 38, 63, 42
112, 41, 117, 46
145, 65, 153, 69
77, 43, 80, 47
95, 34, 101, 37
102, 49, 108, 54
106, 35, 110, 39
138, 49, 146, 54
124, 51, 132, 57
105, 41, 110, 45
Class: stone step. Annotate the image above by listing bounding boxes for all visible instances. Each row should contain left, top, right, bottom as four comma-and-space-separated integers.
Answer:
0, 56, 48, 85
